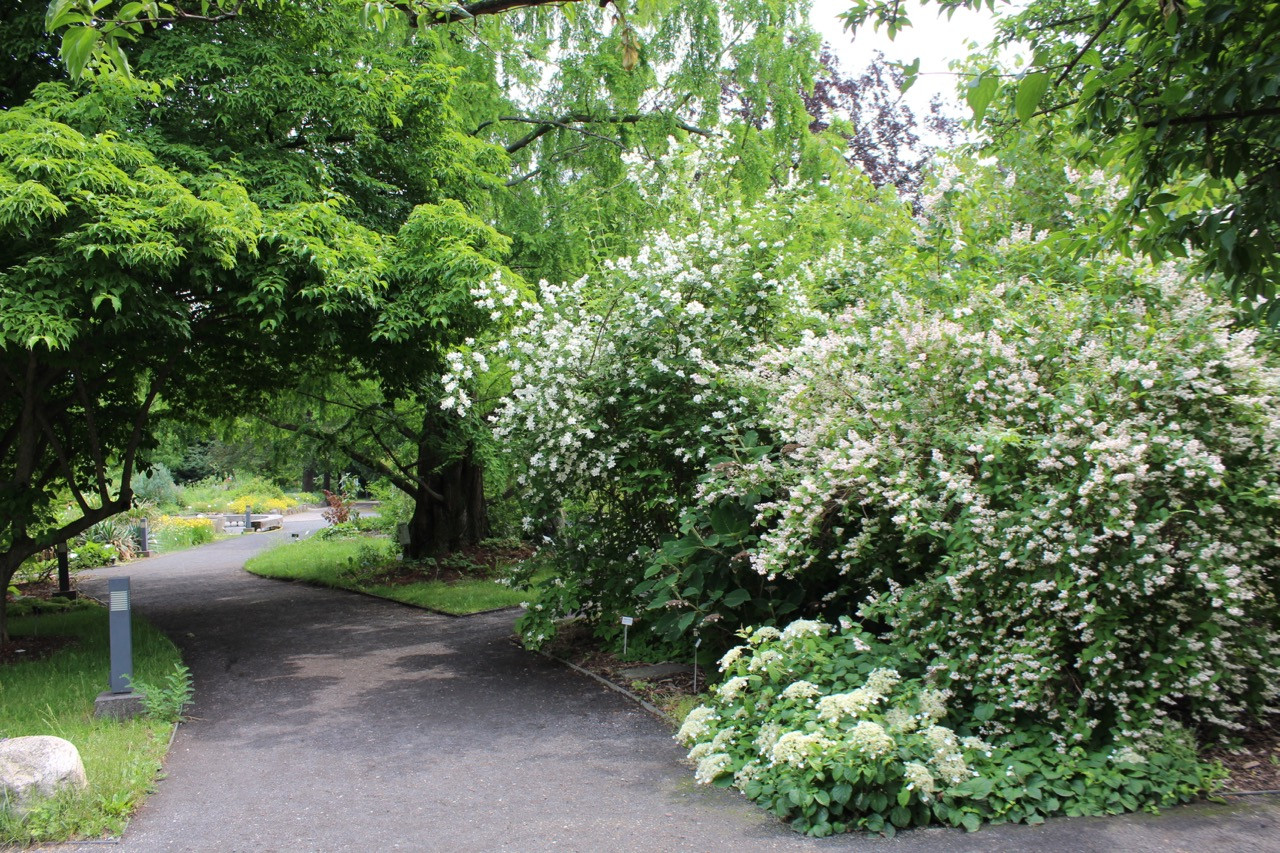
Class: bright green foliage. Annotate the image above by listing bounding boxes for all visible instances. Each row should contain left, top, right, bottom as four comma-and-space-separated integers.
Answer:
680, 619, 1225, 837
131, 662, 194, 723
0, 77, 394, 639
844, 0, 1280, 321
2, 0, 530, 634
42, 0, 831, 561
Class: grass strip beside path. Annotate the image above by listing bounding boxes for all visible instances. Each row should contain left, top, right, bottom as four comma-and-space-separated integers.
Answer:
0, 602, 183, 844
244, 537, 531, 615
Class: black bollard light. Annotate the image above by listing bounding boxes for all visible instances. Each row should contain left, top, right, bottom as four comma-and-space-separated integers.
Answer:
53, 542, 77, 599
138, 517, 152, 558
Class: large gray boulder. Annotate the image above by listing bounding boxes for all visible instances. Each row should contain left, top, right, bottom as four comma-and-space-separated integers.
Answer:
0, 736, 88, 811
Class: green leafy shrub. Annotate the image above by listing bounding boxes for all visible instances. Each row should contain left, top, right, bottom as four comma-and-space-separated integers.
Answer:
315, 522, 361, 540
229, 475, 287, 501
680, 618, 1224, 837
69, 541, 117, 570
338, 542, 393, 584
133, 463, 183, 509
77, 517, 139, 561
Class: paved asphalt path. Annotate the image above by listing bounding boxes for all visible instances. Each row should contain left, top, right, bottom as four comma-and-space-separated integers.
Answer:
68, 512, 1280, 853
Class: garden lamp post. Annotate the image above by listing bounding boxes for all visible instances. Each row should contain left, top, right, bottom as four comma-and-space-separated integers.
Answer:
93, 576, 145, 719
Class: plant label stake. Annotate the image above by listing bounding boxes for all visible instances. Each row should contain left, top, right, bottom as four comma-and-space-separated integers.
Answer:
621, 616, 634, 657
108, 576, 134, 694
693, 636, 702, 694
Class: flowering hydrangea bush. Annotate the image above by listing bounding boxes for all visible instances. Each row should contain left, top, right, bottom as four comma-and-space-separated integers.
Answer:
681, 618, 1225, 837
688, 267, 1280, 739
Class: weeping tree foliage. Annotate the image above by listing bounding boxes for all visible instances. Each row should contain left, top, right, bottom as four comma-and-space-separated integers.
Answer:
843, 0, 1280, 323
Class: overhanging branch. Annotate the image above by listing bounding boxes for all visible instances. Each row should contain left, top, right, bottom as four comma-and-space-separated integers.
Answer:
120, 0, 588, 30
476, 113, 717, 155
1144, 106, 1280, 129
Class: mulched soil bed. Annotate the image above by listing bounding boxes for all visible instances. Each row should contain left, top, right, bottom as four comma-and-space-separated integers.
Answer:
0, 634, 79, 666
1207, 722, 1280, 793
3, 579, 83, 665
360, 542, 534, 586
540, 620, 698, 718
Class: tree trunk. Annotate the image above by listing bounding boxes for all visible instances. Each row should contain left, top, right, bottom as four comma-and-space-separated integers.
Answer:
322, 470, 332, 492
404, 443, 489, 560
0, 555, 15, 645
302, 465, 316, 493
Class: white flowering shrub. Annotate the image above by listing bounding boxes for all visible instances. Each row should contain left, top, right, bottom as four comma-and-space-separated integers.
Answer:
682, 618, 1225, 837
489, 182, 864, 649
686, 268, 1280, 739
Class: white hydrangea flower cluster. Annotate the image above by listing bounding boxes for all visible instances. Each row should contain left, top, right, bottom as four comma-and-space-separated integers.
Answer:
816, 688, 881, 723
780, 680, 821, 701
717, 676, 749, 701
903, 762, 937, 797
846, 721, 896, 758
770, 731, 833, 768
779, 619, 828, 644
694, 751, 733, 785
677, 705, 717, 745
718, 645, 747, 671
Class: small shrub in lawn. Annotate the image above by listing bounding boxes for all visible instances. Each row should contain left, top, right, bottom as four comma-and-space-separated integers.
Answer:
69, 541, 117, 570
315, 522, 361, 540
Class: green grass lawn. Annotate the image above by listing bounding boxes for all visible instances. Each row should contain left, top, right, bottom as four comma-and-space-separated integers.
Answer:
0, 602, 184, 844
244, 537, 535, 615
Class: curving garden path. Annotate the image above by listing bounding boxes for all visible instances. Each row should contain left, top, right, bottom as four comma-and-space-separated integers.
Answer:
74, 513, 1280, 852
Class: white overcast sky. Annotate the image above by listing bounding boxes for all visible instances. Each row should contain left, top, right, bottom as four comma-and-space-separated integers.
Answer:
808, 0, 999, 116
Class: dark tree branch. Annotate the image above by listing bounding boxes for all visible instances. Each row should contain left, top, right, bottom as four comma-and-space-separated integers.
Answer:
409, 0, 587, 26
291, 388, 419, 443
1055, 0, 1134, 87
128, 0, 586, 30
73, 370, 111, 502
259, 414, 445, 503
478, 113, 716, 154
1144, 106, 1280, 129
34, 406, 92, 517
